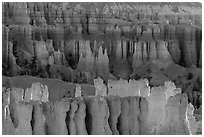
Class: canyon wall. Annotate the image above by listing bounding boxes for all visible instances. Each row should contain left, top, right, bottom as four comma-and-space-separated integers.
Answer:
2, 2, 202, 79
2, 3, 202, 109
2, 2, 202, 135
3, 81, 200, 135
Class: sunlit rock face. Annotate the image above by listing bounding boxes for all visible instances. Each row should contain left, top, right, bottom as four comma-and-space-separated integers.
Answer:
2, 2, 202, 79
156, 93, 190, 135
3, 82, 198, 135
24, 82, 49, 102
2, 2, 202, 135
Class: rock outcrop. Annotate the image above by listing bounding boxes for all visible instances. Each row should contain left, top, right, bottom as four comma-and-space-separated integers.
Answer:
2, 3, 202, 81
43, 100, 70, 134
94, 77, 107, 96
187, 103, 199, 135
84, 97, 112, 135
24, 82, 49, 102
3, 80, 197, 135
2, 85, 151, 135
156, 93, 190, 135
2, 2, 202, 135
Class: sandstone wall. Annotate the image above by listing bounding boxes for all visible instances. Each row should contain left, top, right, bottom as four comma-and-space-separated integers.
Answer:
2, 3, 202, 81
2, 81, 195, 135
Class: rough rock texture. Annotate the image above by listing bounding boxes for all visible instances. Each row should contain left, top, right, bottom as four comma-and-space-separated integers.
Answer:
94, 77, 107, 96
108, 78, 150, 97
75, 84, 82, 97
118, 97, 130, 134
32, 102, 46, 135
187, 103, 198, 135
2, 2, 202, 135
2, 3, 202, 80
4, 88, 33, 135
24, 82, 49, 102
43, 100, 70, 135
2, 88, 16, 135
2, 85, 196, 135
139, 97, 149, 135
84, 96, 112, 135
66, 100, 78, 135
146, 81, 191, 134
14, 102, 33, 135
156, 93, 190, 135
104, 96, 121, 135
2, 75, 95, 101
147, 86, 167, 134
73, 98, 88, 135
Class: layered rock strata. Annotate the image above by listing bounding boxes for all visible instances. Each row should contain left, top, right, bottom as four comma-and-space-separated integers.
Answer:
2, 2, 202, 135
2, 3, 202, 81
2, 81, 196, 135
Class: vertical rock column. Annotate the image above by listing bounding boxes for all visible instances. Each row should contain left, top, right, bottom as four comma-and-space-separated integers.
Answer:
142, 41, 148, 64
138, 79, 150, 98
77, 40, 95, 73
187, 103, 198, 135
156, 93, 191, 135
32, 102, 46, 135
15, 102, 33, 135
199, 46, 202, 67
2, 26, 9, 65
84, 97, 112, 135
146, 86, 167, 134
67, 100, 78, 135
96, 47, 110, 80
138, 97, 149, 135
157, 40, 172, 65
33, 40, 49, 62
118, 97, 130, 134
115, 40, 122, 65
73, 98, 88, 135
117, 96, 149, 135
9, 88, 33, 135
43, 100, 70, 135
149, 41, 158, 61
132, 42, 144, 73
168, 40, 181, 64
128, 97, 141, 135
183, 26, 197, 67
94, 77, 107, 96
104, 96, 121, 135
8, 42, 21, 76
2, 88, 15, 135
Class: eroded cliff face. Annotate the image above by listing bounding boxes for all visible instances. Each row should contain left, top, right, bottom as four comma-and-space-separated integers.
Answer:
2, 2, 202, 135
2, 85, 149, 135
2, 80, 201, 135
2, 2, 202, 77
2, 3, 202, 108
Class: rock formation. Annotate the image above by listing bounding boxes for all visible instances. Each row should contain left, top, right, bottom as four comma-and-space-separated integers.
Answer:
147, 86, 167, 134
2, 82, 198, 135
2, 2, 202, 135
84, 96, 112, 135
32, 102, 46, 135
104, 96, 121, 135
75, 84, 82, 97
2, 88, 16, 135
187, 103, 199, 135
2, 2, 202, 80
156, 93, 190, 135
73, 98, 88, 135
94, 77, 107, 96
43, 100, 70, 134
24, 82, 49, 102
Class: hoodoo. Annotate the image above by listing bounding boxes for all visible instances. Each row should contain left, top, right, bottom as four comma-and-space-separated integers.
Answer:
2, 2, 202, 135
